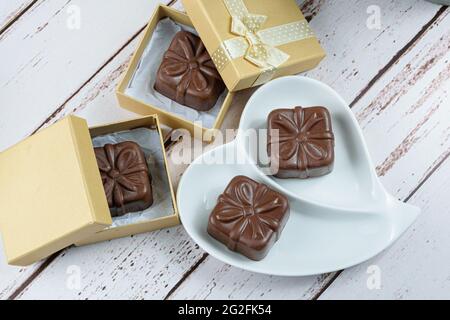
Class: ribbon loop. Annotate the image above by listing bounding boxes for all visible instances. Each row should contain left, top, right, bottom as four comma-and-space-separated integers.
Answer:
228, 10, 289, 69
212, 0, 316, 85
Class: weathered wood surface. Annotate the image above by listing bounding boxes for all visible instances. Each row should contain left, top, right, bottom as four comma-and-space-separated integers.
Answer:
0, 0, 168, 151
319, 157, 450, 300
319, 7, 450, 300
0, 0, 449, 299
0, 0, 35, 32
0, 242, 44, 300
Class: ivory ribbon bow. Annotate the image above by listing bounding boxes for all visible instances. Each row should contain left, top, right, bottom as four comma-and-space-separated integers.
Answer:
229, 11, 290, 69
212, 0, 315, 73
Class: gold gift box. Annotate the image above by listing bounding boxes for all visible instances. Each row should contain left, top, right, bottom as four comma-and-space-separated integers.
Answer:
182, 0, 326, 91
0, 115, 178, 266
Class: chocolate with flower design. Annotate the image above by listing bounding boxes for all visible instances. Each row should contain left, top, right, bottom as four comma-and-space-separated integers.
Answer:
155, 31, 225, 111
268, 106, 335, 179
94, 141, 153, 217
208, 176, 290, 261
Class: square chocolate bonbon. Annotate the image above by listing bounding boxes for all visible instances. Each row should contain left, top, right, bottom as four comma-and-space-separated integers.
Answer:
155, 31, 225, 112
208, 176, 290, 261
267, 106, 335, 179
94, 141, 153, 217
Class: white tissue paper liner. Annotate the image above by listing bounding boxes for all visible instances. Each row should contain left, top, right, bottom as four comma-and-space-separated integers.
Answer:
125, 17, 228, 129
92, 128, 175, 228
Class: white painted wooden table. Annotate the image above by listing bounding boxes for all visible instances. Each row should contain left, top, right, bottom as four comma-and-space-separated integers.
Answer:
1, 0, 449, 300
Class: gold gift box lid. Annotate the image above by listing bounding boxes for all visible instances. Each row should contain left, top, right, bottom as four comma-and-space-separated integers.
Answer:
0, 116, 112, 266
182, 0, 326, 92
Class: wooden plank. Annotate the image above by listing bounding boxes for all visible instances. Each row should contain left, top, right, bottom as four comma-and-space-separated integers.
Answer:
319, 156, 450, 299
0, 0, 167, 152
16, 227, 204, 300
6, 1, 450, 299
168, 3, 450, 300
0, 240, 45, 300
168, 258, 337, 300
352, 9, 450, 201
0, 0, 35, 33
316, 7, 450, 300
302, 0, 444, 103
40, 37, 143, 128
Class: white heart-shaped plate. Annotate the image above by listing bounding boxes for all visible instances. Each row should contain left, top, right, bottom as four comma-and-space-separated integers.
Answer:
177, 76, 420, 276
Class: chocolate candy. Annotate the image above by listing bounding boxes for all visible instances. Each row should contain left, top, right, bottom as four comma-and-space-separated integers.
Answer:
94, 141, 153, 217
155, 31, 225, 111
208, 176, 290, 261
267, 106, 335, 179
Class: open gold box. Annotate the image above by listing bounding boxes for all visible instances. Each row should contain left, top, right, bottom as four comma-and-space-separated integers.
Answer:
116, 5, 235, 142
0, 115, 178, 266
116, 2, 325, 141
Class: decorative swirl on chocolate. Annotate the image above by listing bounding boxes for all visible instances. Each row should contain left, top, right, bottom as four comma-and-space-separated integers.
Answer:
96, 143, 148, 209
269, 107, 334, 172
161, 31, 222, 105
214, 180, 284, 250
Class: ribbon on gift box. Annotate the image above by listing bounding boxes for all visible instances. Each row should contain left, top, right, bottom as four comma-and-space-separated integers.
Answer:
211, 0, 316, 86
